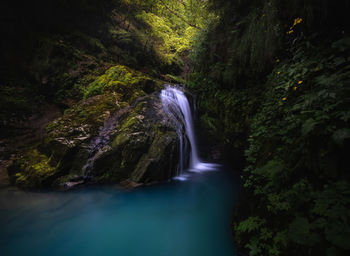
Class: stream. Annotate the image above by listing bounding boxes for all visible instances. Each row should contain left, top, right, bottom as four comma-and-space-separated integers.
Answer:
0, 169, 238, 256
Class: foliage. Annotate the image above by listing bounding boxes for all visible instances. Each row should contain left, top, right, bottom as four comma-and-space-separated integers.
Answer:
0, 0, 211, 135
131, 0, 212, 69
191, 0, 349, 87
189, 0, 350, 255
187, 71, 263, 166
235, 39, 350, 255
190, 0, 283, 87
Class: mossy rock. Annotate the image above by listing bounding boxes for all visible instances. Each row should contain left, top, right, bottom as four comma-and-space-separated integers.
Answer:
91, 93, 180, 184
7, 149, 61, 189
7, 91, 123, 188
46, 93, 124, 139
131, 130, 178, 183
8, 82, 181, 188
84, 65, 163, 99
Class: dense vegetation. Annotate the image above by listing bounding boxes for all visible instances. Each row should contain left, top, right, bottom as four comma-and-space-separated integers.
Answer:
1, 0, 350, 255
0, 0, 207, 137
188, 0, 350, 255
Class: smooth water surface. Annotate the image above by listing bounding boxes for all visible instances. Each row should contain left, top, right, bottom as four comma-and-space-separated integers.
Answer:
0, 170, 238, 256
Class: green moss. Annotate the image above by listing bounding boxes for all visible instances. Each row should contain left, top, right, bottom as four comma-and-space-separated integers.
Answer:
93, 94, 179, 184
163, 74, 185, 84
10, 149, 59, 188
111, 101, 147, 149
113, 133, 129, 148
83, 65, 160, 99
46, 93, 122, 139
130, 130, 177, 182
11, 92, 125, 188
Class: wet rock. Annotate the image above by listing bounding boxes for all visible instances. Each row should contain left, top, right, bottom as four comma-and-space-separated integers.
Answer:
64, 180, 85, 189
7, 68, 180, 188
92, 94, 179, 184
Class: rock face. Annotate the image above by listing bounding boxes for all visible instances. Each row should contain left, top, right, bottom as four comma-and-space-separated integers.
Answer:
8, 66, 181, 189
91, 95, 179, 185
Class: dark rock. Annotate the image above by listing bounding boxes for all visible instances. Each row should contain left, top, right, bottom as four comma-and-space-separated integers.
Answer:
92, 93, 180, 184
8, 88, 180, 189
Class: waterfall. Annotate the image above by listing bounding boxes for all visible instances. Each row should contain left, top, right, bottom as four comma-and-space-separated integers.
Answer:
161, 85, 217, 180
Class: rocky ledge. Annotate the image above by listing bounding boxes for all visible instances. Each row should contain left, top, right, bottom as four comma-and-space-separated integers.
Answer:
7, 65, 181, 189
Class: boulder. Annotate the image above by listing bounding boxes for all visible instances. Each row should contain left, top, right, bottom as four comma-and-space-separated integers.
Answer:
92, 94, 179, 184
8, 66, 181, 189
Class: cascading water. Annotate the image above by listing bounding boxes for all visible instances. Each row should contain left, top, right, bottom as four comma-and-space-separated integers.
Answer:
161, 85, 217, 180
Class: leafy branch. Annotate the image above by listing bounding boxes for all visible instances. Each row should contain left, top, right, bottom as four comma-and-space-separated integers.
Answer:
158, 0, 201, 29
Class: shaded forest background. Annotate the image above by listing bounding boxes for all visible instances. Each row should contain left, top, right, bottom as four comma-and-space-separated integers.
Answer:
0, 0, 207, 138
189, 1, 350, 255
1, 0, 350, 255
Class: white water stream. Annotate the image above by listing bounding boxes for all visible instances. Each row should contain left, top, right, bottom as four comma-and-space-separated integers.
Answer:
161, 85, 217, 180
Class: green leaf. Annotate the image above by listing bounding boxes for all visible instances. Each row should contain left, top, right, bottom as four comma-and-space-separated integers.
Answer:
332, 128, 350, 145
331, 37, 350, 51
301, 118, 317, 136
236, 217, 263, 233
325, 223, 350, 250
288, 217, 310, 245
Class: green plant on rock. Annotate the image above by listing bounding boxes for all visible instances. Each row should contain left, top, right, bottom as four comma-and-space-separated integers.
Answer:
83, 65, 160, 100
234, 38, 350, 255
8, 149, 59, 188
